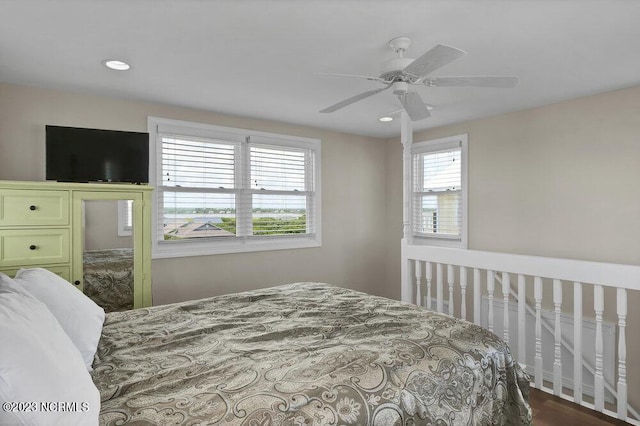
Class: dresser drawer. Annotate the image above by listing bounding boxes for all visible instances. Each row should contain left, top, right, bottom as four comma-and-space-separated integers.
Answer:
0, 190, 69, 226
0, 229, 70, 266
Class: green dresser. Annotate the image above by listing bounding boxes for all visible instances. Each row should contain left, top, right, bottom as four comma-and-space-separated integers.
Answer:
0, 181, 153, 309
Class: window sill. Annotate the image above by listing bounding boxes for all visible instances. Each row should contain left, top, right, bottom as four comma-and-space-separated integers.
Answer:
152, 235, 321, 259
411, 234, 467, 249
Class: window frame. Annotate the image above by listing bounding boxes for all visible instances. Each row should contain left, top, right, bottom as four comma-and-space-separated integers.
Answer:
411, 133, 468, 248
148, 117, 322, 259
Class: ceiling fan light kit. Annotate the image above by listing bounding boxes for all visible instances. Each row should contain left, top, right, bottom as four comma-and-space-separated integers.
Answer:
392, 81, 409, 96
320, 36, 519, 122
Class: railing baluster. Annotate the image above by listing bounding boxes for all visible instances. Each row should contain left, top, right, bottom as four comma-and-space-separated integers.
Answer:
460, 266, 468, 320
502, 272, 510, 343
437, 263, 444, 313
447, 264, 454, 316
553, 279, 563, 396
414, 260, 422, 306
487, 270, 495, 332
617, 288, 627, 420
473, 268, 481, 326
594, 284, 604, 411
426, 262, 432, 310
518, 274, 526, 367
534, 276, 543, 389
573, 281, 583, 405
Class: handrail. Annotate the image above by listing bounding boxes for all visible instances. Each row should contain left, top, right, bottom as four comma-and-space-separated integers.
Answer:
404, 243, 640, 291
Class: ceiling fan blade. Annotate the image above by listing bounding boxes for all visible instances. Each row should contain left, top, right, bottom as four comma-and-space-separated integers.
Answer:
316, 72, 387, 83
383, 105, 435, 118
403, 44, 467, 78
398, 91, 431, 121
427, 75, 519, 88
320, 84, 392, 113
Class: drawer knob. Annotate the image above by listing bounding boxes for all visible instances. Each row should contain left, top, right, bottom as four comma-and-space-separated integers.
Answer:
29, 205, 37, 211
29, 245, 37, 250
74, 280, 80, 286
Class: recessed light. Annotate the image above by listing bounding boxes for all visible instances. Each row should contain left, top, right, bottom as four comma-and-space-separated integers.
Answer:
103, 60, 131, 71
378, 116, 393, 122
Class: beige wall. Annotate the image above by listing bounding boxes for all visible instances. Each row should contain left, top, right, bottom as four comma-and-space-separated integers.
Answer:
385, 84, 640, 410
0, 83, 390, 304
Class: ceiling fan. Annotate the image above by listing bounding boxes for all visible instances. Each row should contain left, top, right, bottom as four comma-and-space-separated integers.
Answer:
319, 37, 519, 121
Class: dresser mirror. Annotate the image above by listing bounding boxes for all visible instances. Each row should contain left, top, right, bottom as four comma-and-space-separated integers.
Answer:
81, 199, 135, 312
72, 190, 145, 312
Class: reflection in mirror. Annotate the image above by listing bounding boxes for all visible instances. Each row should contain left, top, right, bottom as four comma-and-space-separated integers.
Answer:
82, 200, 134, 312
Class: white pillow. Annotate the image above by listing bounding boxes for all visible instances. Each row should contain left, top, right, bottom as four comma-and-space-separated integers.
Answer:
13, 268, 105, 371
0, 283, 100, 425
0, 272, 32, 297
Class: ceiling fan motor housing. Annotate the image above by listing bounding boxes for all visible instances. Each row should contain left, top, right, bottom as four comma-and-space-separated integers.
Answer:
379, 57, 414, 81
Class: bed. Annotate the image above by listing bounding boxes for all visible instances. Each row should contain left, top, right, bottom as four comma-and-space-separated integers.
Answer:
83, 248, 134, 312
92, 282, 531, 425
1, 270, 531, 425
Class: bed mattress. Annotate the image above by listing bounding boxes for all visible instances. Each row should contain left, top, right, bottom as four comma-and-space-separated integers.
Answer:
92, 282, 531, 425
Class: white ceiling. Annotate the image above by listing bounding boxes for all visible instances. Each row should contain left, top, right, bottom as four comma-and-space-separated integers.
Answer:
1, 0, 639, 138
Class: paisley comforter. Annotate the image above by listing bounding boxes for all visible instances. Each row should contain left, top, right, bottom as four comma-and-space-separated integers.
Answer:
92, 283, 532, 425
83, 248, 134, 312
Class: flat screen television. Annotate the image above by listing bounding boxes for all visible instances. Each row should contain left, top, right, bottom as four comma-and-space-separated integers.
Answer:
46, 125, 149, 184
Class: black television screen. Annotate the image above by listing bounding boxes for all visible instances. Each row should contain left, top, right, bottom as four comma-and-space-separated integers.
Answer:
46, 125, 149, 184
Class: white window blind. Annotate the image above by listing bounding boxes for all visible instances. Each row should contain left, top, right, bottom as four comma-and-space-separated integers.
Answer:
250, 144, 314, 236
411, 134, 467, 246
160, 136, 239, 239
149, 117, 321, 257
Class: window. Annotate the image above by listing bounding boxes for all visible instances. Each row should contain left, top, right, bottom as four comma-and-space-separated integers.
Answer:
148, 117, 321, 258
117, 200, 133, 237
412, 134, 467, 247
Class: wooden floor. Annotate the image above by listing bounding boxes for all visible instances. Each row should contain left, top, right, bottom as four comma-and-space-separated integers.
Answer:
529, 388, 630, 425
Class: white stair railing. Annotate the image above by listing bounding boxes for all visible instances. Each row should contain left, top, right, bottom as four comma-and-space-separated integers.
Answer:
401, 241, 640, 424
496, 274, 639, 420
